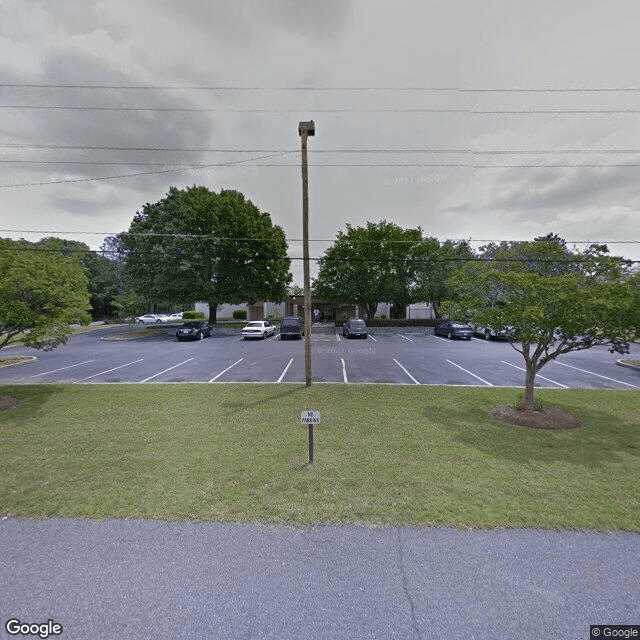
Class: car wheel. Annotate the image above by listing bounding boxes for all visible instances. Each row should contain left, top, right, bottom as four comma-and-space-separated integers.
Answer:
466, 336, 471, 340
177, 337, 182, 342
484, 330, 491, 340
447, 331, 453, 339
197, 331, 203, 340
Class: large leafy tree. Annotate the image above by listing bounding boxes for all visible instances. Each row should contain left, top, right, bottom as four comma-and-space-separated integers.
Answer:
443, 237, 639, 411
0, 238, 91, 350
313, 221, 425, 318
413, 239, 474, 318
123, 186, 292, 321
36, 237, 120, 319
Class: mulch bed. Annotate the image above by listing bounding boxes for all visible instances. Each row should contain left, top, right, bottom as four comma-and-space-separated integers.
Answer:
0, 393, 19, 411
491, 405, 586, 430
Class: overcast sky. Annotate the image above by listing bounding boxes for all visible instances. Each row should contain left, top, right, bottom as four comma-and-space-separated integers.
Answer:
2, 0, 640, 285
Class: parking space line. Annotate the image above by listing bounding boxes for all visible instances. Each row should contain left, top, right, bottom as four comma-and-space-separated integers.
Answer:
446, 359, 494, 386
399, 334, 414, 342
341, 358, 348, 383
74, 359, 144, 383
368, 334, 377, 342
209, 358, 244, 382
431, 335, 449, 342
140, 358, 194, 383
277, 358, 294, 383
393, 359, 420, 384
501, 361, 569, 388
28, 359, 95, 378
553, 361, 638, 388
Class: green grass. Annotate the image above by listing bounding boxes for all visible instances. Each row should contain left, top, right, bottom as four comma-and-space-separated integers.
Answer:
0, 384, 638, 530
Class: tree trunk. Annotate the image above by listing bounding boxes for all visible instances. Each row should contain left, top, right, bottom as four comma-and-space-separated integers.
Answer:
209, 304, 217, 323
523, 363, 537, 411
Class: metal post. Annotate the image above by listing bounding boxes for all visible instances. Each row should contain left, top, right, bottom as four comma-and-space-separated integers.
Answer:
299, 120, 315, 387
308, 424, 314, 465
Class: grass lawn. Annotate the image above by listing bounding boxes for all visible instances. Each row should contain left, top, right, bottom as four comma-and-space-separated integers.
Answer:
0, 384, 638, 530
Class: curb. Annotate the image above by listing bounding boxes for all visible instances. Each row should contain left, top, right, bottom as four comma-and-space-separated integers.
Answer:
616, 359, 640, 371
0, 356, 37, 369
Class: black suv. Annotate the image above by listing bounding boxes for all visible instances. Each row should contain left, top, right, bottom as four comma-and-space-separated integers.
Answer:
176, 321, 212, 341
279, 316, 305, 340
342, 318, 368, 339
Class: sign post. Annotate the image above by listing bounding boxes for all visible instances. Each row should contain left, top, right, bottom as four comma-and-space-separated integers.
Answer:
300, 411, 321, 465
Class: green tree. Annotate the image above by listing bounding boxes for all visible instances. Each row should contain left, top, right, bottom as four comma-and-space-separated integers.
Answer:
443, 237, 639, 411
122, 186, 292, 321
0, 238, 91, 350
36, 237, 121, 319
313, 221, 424, 319
413, 239, 474, 318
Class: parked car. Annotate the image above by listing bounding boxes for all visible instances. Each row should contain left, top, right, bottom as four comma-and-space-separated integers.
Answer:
241, 320, 276, 340
165, 312, 184, 322
473, 325, 514, 341
342, 318, 368, 339
434, 320, 473, 340
279, 316, 305, 340
176, 321, 212, 341
137, 314, 165, 324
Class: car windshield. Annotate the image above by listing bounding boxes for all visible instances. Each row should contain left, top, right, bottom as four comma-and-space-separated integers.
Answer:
182, 322, 199, 328
245, 322, 262, 328
281, 319, 299, 326
351, 320, 366, 327
450, 322, 469, 327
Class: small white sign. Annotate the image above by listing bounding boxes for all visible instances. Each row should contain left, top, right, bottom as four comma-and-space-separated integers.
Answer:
300, 410, 321, 425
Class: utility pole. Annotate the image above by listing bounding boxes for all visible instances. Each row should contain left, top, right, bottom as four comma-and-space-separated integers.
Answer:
299, 120, 315, 387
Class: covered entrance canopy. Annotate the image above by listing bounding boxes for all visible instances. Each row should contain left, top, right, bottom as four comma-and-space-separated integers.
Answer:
285, 296, 358, 323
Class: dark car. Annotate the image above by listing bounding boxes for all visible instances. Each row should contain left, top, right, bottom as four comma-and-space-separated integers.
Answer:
434, 320, 473, 340
342, 318, 368, 339
279, 316, 305, 340
176, 321, 212, 341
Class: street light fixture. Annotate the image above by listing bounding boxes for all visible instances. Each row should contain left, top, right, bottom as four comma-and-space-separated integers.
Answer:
299, 120, 315, 387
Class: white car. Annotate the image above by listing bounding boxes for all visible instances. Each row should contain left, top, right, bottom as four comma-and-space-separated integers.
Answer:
165, 312, 184, 322
241, 320, 276, 340
137, 314, 166, 324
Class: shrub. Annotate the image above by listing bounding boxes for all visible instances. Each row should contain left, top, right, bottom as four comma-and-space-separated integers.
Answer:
232, 309, 247, 320
182, 311, 205, 320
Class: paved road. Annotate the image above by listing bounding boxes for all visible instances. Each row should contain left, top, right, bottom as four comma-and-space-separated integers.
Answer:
1, 518, 638, 640
1, 326, 639, 390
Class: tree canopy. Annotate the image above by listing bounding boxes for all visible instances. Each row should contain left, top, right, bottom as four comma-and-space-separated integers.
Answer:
443, 237, 639, 411
0, 238, 91, 350
312, 221, 426, 318
122, 186, 292, 320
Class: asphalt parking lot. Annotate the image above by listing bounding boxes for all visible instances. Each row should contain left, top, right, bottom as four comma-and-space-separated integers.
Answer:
1, 326, 639, 390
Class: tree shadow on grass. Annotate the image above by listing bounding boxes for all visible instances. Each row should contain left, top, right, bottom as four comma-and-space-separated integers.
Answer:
220, 384, 310, 412
437, 400, 640, 469
0, 385, 65, 421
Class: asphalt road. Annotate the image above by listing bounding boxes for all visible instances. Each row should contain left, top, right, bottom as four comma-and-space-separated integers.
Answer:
1, 518, 638, 640
1, 325, 639, 390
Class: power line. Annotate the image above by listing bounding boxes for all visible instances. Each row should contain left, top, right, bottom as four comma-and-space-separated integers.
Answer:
2, 245, 637, 264
5, 104, 640, 115
2, 230, 638, 245
4, 83, 640, 92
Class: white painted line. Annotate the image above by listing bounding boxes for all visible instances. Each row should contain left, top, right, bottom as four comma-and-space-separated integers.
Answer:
28, 359, 95, 378
501, 361, 569, 389
232, 336, 243, 342
368, 334, 377, 342
446, 359, 494, 386
553, 361, 638, 388
74, 359, 144, 382
277, 358, 294, 383
431, 335, 449, 342
139, 358, 194, 383
399, 334, 414, 342
209, 358, 244, 382
336, 334, 341, 341
393, 359, 420, 385
341, 357, 348, 383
